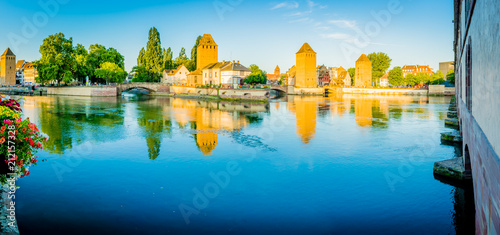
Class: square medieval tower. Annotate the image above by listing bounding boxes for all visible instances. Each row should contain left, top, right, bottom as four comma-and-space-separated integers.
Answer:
0, 48, 16, 85
295, 43, 317, 88
196, 34, 218, 70
355, 54, 372, 88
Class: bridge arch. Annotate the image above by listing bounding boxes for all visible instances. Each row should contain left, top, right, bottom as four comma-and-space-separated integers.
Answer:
464, 144, 472, 179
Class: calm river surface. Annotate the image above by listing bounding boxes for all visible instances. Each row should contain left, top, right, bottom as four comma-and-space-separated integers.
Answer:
14, 94, 473, 234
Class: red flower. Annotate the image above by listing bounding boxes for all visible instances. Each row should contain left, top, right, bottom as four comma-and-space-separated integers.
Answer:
0, 137, 4, 144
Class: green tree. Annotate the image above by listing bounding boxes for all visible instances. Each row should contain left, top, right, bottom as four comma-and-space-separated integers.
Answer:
163, 47, 174, 70
388, 66, 404, 86
187, 35, 202, 71
131, 66, 149, 82
138, 48, 146, 67
415, 73, 431, 85
446, 70, 455, 84
244, 64, 267, 85
405, 74, 418, 86
34, 33, 75, 85
367, 52, 392, 85
72, 44, 90, 84
144, 27, 164, 74
174, 47, 189, 67
95, 62, 128, 84
348, 67, 355, 86
430, 70, 445, 84
87, 44, 125, 83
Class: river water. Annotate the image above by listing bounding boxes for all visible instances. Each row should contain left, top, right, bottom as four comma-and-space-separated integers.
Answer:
13, 94, 474, 234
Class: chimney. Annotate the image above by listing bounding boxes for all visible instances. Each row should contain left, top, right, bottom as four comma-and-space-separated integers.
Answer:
233, 60, 235, 63
223, 60, 225, 63
237, 60, 240, 64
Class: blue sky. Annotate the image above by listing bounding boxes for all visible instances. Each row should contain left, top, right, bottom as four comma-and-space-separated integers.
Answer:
0, 0, 454, 73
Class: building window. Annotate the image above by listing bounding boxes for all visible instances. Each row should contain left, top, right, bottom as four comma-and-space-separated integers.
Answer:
465, 38, 472, 111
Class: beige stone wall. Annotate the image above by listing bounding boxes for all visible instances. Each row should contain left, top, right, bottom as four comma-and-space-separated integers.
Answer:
290, 87, 324, 95
47, 87, 117, 96
343, 88, 428, 96
428, 85, 445, 95
170, 86, 269, 100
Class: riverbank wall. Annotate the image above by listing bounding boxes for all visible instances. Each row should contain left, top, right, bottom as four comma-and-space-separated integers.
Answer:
169, 86, 269, 100
342, 85, 455, 96
46, 87, 117, 97
10, 84, 455, 98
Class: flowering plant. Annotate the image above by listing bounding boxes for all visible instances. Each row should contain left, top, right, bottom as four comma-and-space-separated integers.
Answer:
0, 96, 45, 184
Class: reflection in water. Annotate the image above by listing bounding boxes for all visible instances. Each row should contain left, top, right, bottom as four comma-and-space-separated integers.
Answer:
23, 96, 125, 154
16, 94, 475, 234
452, 185, 476, 234
288, 96, 317, 144
23, 95, 452, 157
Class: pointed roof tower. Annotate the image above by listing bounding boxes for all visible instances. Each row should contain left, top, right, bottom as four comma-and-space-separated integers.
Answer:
356, 54, 370, 62
2, 48, 15, 57
296, 43, 316, 54
199, 34, 218, 46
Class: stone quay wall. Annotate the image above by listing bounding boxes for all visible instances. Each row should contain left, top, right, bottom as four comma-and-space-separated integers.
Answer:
343, 88, 429, 96
170, 86, 269, 100
47, 87, 117, 97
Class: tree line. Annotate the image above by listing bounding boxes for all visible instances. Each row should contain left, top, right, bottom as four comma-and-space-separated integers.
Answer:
34, 33, 127, 85
132, 27, 201, 82
346, 52, 451, 87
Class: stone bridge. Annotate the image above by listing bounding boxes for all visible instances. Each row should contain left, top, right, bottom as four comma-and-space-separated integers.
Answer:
270, 85, 289, 93
117, 82, 170, 94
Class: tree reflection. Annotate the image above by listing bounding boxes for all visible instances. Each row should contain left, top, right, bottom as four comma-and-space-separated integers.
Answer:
32, 96, 125, 154
137, 99, 173, 160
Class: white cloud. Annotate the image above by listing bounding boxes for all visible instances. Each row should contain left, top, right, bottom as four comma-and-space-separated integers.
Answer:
329, 20, 357, 29
271, 1, 299, 10
316, 26, 330, 30
289, 17, 313, 23
307, 0, 317, 8
321, 33, 352, 40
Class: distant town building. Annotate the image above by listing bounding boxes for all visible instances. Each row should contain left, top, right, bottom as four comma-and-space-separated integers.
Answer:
295, 43, 317, 88
267, 65, 281, 84
286, 65, 296, 86
23, 62, 37, 84
454, 0, 500, 233
330, 67, 352, 87
379, 72, 389, 87
202, 62, 226, 85
402, 65, 434, 77
0, 48, 17, 85
187, 69, 202, 86
220, 60, 251, 85
439, 61, 454, 78
200, 60, 250, 86
317, 65, 330, 87
15, 60, 26, 84
196, 34, 218, 70
162, 64, 189, 85
355, 54, 372, 88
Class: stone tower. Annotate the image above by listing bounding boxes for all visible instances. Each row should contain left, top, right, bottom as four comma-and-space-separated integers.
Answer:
295, 43, 317, 88
0, 48, 16, 85
355, 54, 372, 88
274, 65, 280, 76
197, 34, 218, 70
